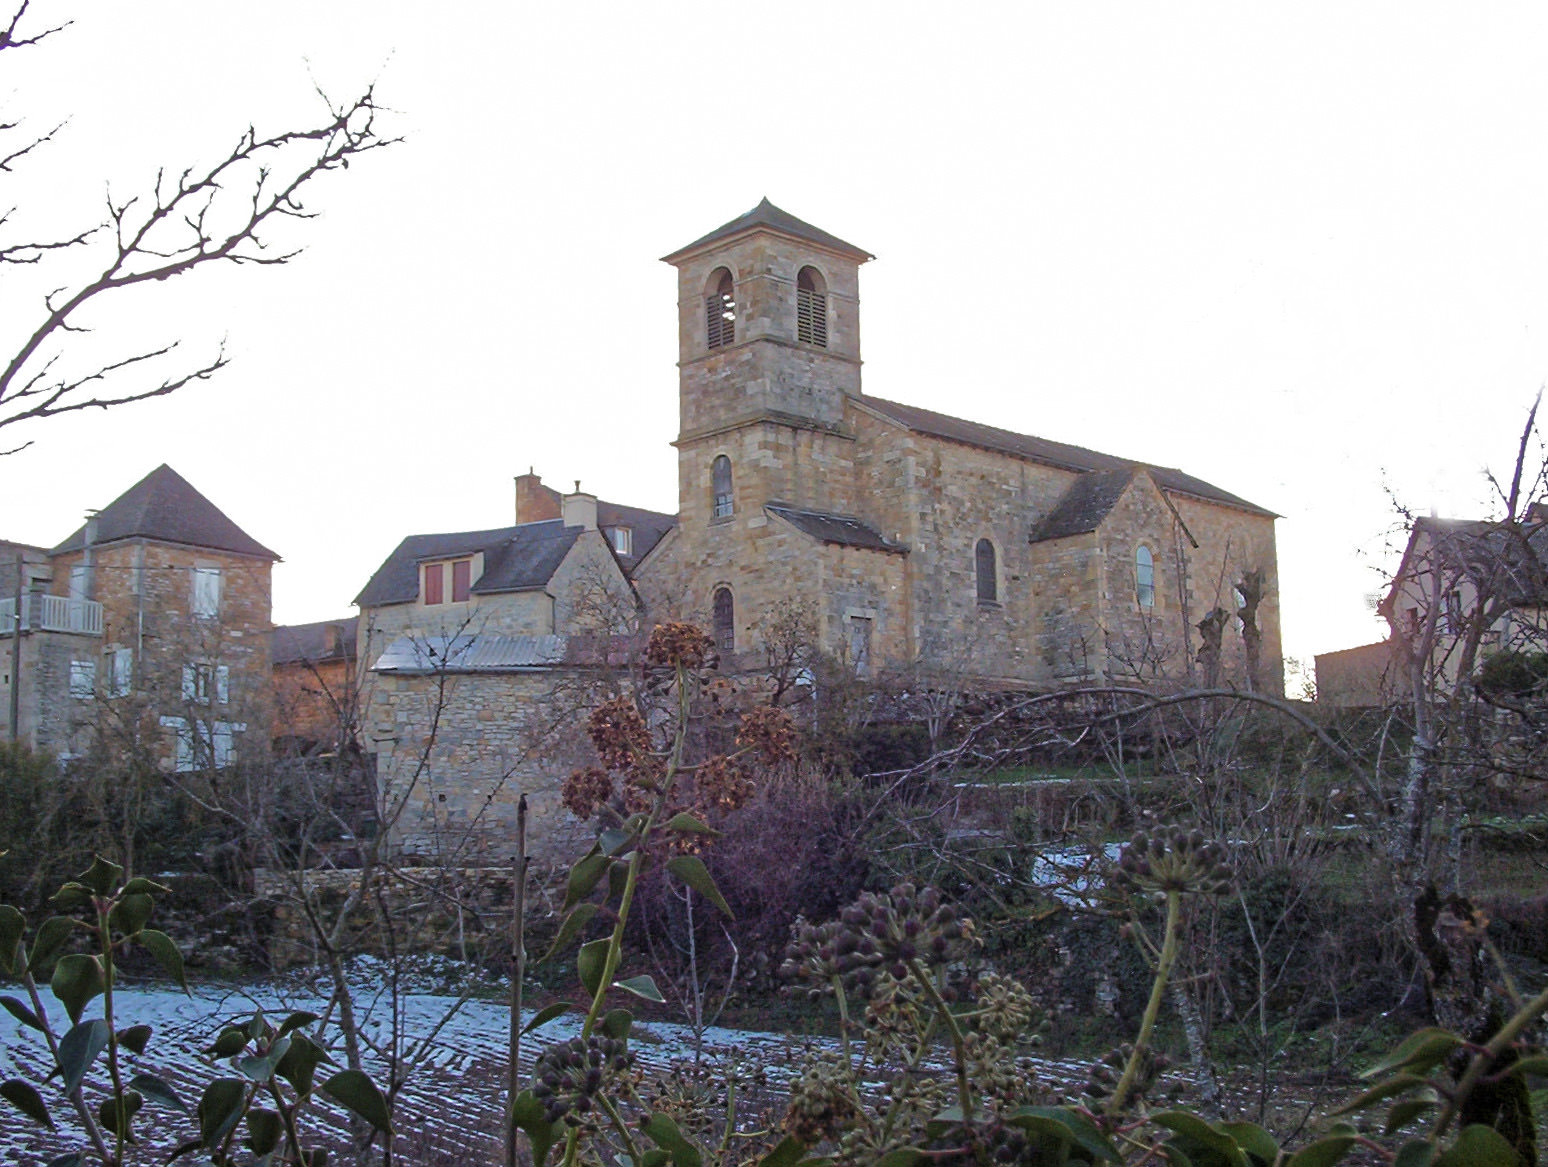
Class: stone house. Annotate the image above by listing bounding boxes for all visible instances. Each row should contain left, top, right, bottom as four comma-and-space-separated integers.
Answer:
636, 200, 1283, 692
353, 486, 674, 858
1, 465, 276, 770
272, 616, 359, 753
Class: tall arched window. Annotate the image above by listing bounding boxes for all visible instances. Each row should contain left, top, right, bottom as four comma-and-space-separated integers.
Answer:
713, 587, 735, 653
975, 538, 997, 603
711, 455, 734, 519
796, 266, 828, 347
1135, 545, 1155, 608
705, 268, 736, 350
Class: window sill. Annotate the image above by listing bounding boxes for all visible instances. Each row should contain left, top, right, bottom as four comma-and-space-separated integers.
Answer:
709, 515, 735, 526
977, 600, 1002, 611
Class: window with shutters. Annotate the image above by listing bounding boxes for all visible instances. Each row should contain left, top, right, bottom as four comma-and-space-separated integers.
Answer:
713, 587, 735, 653
191, 565, 222, 618
107, 648, 133, 698
975, 539, 998, 604
69, 659, 95, 699
451, 559, 471, 603
423, 562, 444, 605
797, 266, 828, 347
160, 716, 244, 772
183, 662, 229, 706
705, 268, 736, 350
712, 456, 734, 519
1135, 546, 1155, 609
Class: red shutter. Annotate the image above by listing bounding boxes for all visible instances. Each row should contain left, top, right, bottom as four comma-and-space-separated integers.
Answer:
424, 563, 444, 605
452, 560, 471, 602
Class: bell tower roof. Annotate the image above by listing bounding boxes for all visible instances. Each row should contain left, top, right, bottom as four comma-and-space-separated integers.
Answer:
661, 197, 874, 265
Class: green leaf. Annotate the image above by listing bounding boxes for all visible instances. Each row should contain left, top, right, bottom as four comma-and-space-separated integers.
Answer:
1, 1078, 54, 1128
210, 1025, 251, 1058
641, 1112, 703, 1167
1384, 1094, 1439, 1136
50, 955, 104, 1025
1151, 1111, 1247, 1165
758, 1136, 808, 1167
78, 856, 124, 897
564, 852, 612, 912
97, 1088, 142, 1135
239, 1036, 292, 1083
577, 937, 611, 998
520, 1002, 571, 1036
0, 905, 24, 974
108, 893, 154, 938
1435, 1125, 1520, 1167
1499, 1053, 1548, 1078
600, 1007, 634, 1040
246, 1107, 284, 1156
29, 916, 77, 973
1, 994, 44, 1031
198, 1078, 247, 1149
45, 1151, 87, 1167
1360, 1028, 1463, 1080
246, 1011, 268, 1042
599, 828, 635, 856
166, 1138, 206, 1163
117, 1024, 153, 1055
50, 883, 94, 910
666, 855, 733, 920
1217, 1122, 1280, 1166
663, 812, 719, 836
873, 1152, 929, 1167
57, 1018, 111, 1095
278, 1011, 321, 1037
135, 929, 187, 992
608, 857, 631, 903
1392, 1140, 1436, 1167
615, 974, 665, 1003
1284, 1134, 1358, 1167
1333, 1074, 1430, 1115
1006, 1106, 1122, 1163
509, 1089, 557, 1167
540, 902, 598, 963
322, 1069, 392, 1132
120, 876, 171, 896
275, 1032, 333, 1097
127, 1072, 186, 1111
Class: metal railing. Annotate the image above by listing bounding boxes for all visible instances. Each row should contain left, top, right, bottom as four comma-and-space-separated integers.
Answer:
0, 594, 104, 635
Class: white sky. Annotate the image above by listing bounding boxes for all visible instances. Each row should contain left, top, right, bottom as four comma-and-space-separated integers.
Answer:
3, 3, 1548, 682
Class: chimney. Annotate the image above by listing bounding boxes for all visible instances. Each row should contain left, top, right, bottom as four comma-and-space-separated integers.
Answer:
514, 469, 562, 524
562, 482, 598, 530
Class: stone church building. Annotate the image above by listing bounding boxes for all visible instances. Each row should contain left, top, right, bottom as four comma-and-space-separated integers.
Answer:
635, 200, 1282, 692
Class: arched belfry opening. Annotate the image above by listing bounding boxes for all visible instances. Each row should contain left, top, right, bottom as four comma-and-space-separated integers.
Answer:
705, 267, 736, 350
796, 266, 827, 347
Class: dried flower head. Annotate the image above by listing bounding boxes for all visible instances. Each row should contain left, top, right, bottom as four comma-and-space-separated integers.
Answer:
695, 753, 756, 813
587, 696, 652, 771
783, 1053, 860, 1144
736, 704, 798, 764
829, 882, 976, 989
974, 972, 1045, 1044
1112, 826, 1233, 898
645, 622, 717, 672
1082, 1042, 1170, 1109
562, 767, 613, 820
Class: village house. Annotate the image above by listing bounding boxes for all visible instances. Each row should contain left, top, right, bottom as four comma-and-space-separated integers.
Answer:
1, 465, 276, 771
272, 616, 360, 754
354, 200, 1284, 859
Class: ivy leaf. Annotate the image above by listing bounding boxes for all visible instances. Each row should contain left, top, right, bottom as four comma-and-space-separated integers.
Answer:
600, 1008, 634, 1041
127, 1072, 186, 1112
757, 1135, 808, 1167
50, 883, 94, 910
278, 1011, 321, 1037
662, 812, 719, 836
108, 893, 153, 938
239, 1036, 292, 1083
1, 994, 44, 1031
322, 1069, 392, 1132
540, 903, 597, 963
97, 1088, 142, 1135
209, 1025, 251, 1058
598, 828, 635, 856
0, 905, 24, 974
1360, 1029, 1463, 1080
57, 1018, 111, 1095
1435, 1125, 1520, 1167
198, 1078, 247, 1149
509, 1089, 557, 1167
1333, 1074, 1429, 1115
1384, 1095, 1439, 1136
135, 929, 187, 992
1217, 1121, 1280, 1166
245, 1107, 284, 1156
275, 1032, 333, 1097
1005, 1106, 1121, 1163
120, 877, 171, 896
641, 1112, 703, 1167
520, 1002, 571, 1036
1, 1078, 54, 1127
577, 938, 611, 998
29, 916, 78, 974
1392, 1140, 1436, 1167
615, 975, 665, 1003
78, 856, 124, 896
50, 954, 104, 1025
563, 852, 612, 912
1284, 1133, 1358, 1167
666, 856, 733, 920
117, 1024, 153, 1055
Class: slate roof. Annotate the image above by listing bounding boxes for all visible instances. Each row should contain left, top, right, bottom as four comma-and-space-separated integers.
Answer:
662, 198, 874, 264
1032, 469, 1137, 543
860, 397, 1275, 518
596, 501, 678, 571
1391, 516, 1548, 608
765, 504, 904, 552
354, 521, 581, 608
272, 617, 359, 666
52, 464, 278, 559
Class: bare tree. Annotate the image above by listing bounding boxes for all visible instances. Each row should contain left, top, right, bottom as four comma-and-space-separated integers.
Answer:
0, 2, 392, 452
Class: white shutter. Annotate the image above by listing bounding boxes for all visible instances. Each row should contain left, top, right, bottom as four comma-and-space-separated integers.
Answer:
182, 665, 197, 701
216, 666, 230, 705
70, 660, 96, 699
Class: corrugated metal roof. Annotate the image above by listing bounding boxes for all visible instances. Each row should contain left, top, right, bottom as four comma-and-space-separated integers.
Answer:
372, 634, 569, 674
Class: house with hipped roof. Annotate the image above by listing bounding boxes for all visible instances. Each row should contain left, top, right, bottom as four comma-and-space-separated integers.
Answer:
1, 464, 276, 770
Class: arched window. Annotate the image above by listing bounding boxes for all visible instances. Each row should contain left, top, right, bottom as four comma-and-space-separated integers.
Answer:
1135, 545, 1155, 608
713, 587, 735, 653
975, 538, 997, 603
711, 455, 734, 519
705, 268, 736, 350
796, 266, 828, 347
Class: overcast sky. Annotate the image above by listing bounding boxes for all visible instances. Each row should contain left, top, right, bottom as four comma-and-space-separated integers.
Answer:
3, 3, 1547, 684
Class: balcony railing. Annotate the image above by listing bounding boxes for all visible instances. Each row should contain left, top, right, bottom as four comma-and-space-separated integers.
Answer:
0, 594, 104, 636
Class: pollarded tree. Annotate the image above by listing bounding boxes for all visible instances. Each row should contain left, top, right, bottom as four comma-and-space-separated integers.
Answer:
0, 2, 392, 452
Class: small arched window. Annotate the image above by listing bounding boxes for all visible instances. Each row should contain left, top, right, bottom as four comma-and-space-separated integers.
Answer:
711, 455, 734, 519
1135, 545, 1155, 609
796, 266, 828, 348
975, 539, 997, 604
705, 268, 736, 350
713, 587, 735, 653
